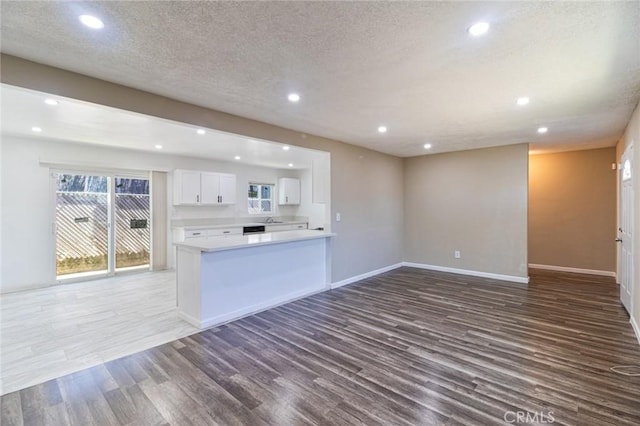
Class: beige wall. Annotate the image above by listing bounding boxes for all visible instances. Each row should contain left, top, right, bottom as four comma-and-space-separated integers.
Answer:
529, 148, 617, 272
0, 54, 404, 285
616, 101, 640, 334
403, 144, 529, 279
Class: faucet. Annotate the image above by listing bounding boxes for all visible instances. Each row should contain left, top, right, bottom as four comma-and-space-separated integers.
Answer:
265, 217, 275, 224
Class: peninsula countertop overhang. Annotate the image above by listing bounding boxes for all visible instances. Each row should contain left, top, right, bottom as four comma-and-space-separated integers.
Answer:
174, 229, 336, 253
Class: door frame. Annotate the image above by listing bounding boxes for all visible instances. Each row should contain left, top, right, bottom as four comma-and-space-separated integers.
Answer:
51, 168, 152, 284
617, 141, 634, 314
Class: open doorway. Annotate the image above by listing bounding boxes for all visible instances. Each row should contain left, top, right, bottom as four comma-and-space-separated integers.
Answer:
528, 148, 618, 277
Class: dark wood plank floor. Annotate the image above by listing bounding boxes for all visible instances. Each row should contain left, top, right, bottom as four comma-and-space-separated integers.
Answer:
2, 267, 639, 425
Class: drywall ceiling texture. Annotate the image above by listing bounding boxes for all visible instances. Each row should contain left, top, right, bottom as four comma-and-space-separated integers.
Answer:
529, 148, 617, 273
1, 2, 639, 157
403, 144, 529, 279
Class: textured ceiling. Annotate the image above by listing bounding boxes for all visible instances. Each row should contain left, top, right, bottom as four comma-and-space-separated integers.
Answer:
1, 1, 639, 157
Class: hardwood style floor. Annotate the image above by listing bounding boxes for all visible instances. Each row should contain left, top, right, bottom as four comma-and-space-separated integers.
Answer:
2, 267, 639, 425
0, 271, 198, 395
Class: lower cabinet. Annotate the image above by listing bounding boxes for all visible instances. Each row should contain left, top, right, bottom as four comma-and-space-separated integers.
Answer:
181, 227, 242, 241
265, 223, 308, 232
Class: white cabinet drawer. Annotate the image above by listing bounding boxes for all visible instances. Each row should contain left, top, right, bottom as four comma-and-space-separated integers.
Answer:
208, 228, 241, 237
185, 230, 207, 239
265, 224, 292, 232
265, 223, 307, 232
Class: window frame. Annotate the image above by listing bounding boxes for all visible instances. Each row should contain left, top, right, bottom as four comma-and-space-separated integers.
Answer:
247, 182, 275, 215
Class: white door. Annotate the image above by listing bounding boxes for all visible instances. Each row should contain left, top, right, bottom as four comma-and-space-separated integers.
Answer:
619, 143, 633, 314
200, 172, 220, 204
218, 174, 236, 204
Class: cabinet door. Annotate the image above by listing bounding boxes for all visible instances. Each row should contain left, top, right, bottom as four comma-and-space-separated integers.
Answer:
218, 174, 236, 204
176, 170, 201, 205
200, 173, 220, 204
287, 178, 301, 205
279, 178, 300, 205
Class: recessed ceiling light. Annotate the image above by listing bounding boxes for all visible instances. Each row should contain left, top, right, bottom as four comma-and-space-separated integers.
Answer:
288, 163, 294, 167
288, 93, 300, 103
44, 99, 59, 106
154, 144, 163, 149
424, 143, 432, 149
537, 127, 548, 134
516, 97, 530, 106
31, 126, 42, 132
79, 15, 104, 30
378, 126, 387, 133
282, 145, 290, 151
196, 129, 206, 135
234, 156, 241, 160
468, 22, 490, 36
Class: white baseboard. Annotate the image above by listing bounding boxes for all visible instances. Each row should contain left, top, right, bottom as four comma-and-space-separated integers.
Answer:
631, 316, 640, 346
528, 263, 616, 278
402, 262, 530, 284
177, 311, 202, 328
186, 287, 327, 329
330, 263, 403, 289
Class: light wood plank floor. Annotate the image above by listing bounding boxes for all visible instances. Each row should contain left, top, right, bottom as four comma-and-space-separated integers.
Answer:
2, 267, 639, 425
0, 271, 198, 396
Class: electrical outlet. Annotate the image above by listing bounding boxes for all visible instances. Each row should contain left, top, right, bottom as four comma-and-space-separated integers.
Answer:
454, 250, 461, 259
336, 212, 341, 222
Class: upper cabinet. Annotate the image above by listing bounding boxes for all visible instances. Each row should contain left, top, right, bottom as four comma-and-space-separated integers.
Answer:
174, 170, 202, 205
173, 169, 236, 205
278, 177, 300, 205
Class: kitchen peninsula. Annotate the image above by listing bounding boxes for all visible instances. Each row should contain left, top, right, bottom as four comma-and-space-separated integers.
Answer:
175, 230, 335, 329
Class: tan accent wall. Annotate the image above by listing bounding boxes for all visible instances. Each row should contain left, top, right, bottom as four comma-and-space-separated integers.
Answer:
528, 148, 617, 273
616, 101, 640, 334
0, 54, 404, 284
403, 144, 529, 279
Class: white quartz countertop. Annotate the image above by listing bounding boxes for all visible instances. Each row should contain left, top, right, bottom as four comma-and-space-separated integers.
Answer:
174, 221, 308, 231
174, 230, 335, 252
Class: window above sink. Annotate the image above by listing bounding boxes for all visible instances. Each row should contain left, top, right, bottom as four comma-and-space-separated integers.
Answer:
248, 183, 274, 215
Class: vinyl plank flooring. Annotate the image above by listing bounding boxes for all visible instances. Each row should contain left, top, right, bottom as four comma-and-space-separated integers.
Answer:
2, 267, 640, 425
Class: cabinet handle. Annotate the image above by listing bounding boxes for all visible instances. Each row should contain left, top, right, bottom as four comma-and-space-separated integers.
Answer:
193, 232, 201, 236
223, 231, 230, 234
286, 196, 288, 203
196, 195, 199, 203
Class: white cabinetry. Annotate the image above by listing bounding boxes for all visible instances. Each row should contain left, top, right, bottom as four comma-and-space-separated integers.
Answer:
174, 170, 202, 205
173, 170, 236, 205
265, 223, 308, 232
278, 178, 300, 205
178, 227, 242, 241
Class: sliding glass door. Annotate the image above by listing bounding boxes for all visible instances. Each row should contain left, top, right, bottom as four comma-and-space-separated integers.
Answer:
114, 177, 150, 271
54, 172, 150, 280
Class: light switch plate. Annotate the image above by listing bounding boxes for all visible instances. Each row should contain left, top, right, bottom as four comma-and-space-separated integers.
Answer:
336, 212, 341, 222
